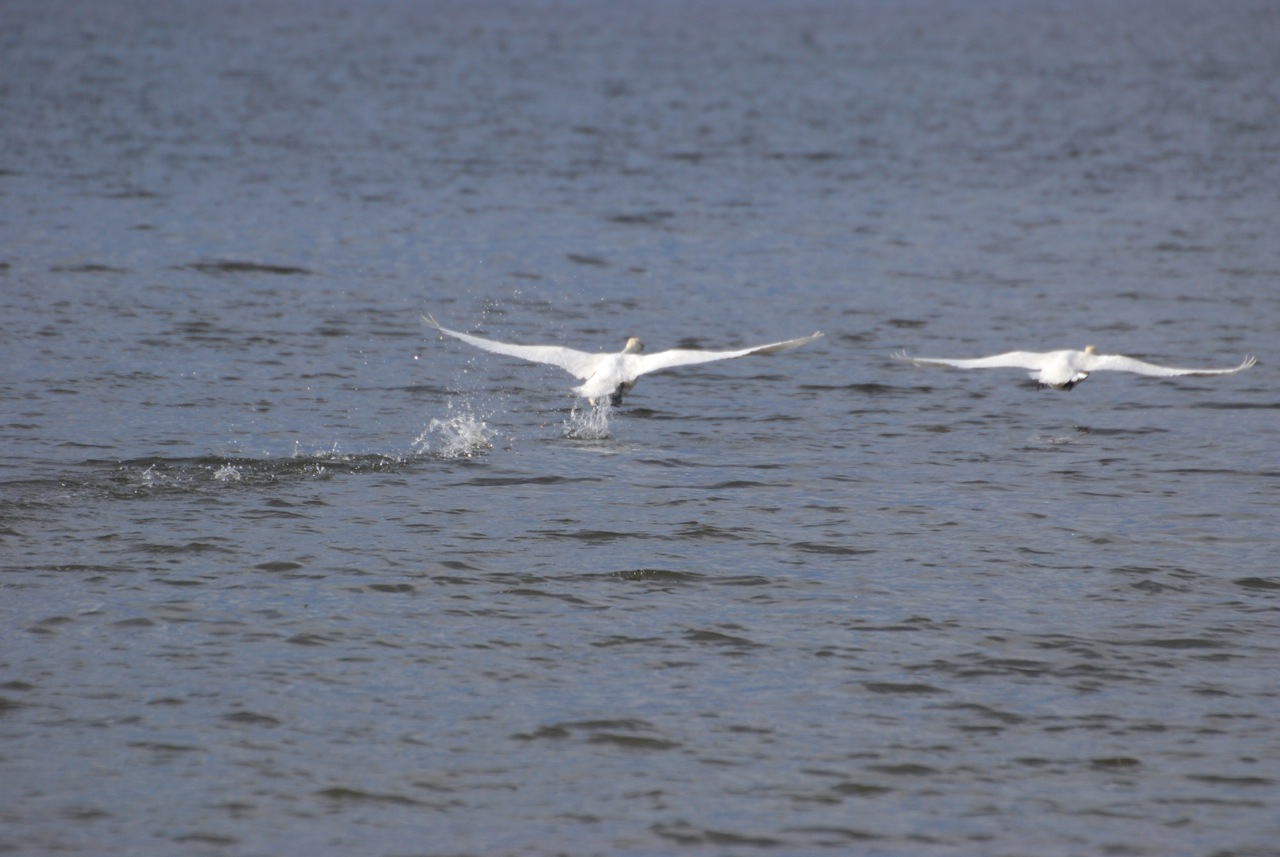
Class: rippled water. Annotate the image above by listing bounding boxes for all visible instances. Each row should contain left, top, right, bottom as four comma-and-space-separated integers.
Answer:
3, 1, 1279, 855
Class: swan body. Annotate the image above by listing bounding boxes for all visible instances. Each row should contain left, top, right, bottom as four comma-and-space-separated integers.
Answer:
895, 346, 1256, 390
424, 314, 823, 405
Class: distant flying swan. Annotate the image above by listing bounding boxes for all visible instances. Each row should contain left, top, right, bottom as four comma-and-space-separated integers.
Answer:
895, 346, 1256, 390
424, 314, 823, 405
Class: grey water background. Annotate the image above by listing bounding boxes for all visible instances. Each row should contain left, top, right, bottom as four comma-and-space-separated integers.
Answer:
3, 0, 1279, 854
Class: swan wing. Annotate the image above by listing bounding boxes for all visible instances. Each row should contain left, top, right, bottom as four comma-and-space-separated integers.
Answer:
894, 350, 1049, 370
632, 332, 823, 377
1086, 353, 1258, 377
423, 314, 604, 379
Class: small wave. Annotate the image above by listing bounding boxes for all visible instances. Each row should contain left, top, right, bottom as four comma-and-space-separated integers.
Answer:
181, 259, 312, 276
130, 462, 199, 492
96, 452, 405, 497
289, 443, 406, 476
413, 402, 494, 459
563, 401, 612, 440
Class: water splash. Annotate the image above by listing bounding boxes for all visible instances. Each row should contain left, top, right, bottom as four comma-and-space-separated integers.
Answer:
563, 401, 612, 440
212, 463, 243, 482
135, 463, 185, 489
414, 402, 494, 459
292, 440, 345, 460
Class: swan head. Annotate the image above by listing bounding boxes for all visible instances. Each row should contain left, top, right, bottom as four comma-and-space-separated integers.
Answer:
622, 337, 644, 354
1084, 344, 1096, 354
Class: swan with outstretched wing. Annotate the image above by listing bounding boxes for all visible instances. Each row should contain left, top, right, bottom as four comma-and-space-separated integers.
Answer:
895, 345, 1256, 390
424, 314, 823, 405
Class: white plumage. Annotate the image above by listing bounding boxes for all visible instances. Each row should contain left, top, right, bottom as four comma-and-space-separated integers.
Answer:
895, 346, 1256, 390
424, 315, 823, 405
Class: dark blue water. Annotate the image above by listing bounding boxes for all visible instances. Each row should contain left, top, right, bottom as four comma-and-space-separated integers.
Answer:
3, 1, 1278, 855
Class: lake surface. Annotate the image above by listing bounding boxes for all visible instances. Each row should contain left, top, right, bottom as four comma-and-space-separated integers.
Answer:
3, 1, 1279, 855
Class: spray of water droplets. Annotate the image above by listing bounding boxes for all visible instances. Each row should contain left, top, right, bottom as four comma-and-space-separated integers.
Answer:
414, 402, 494, 458
212, 463, 243, 482
563, 401, 612, 440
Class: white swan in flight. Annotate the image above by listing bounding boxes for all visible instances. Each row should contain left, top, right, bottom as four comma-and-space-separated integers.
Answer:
424, 314, 823, 405
895, 346, 1256, 390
